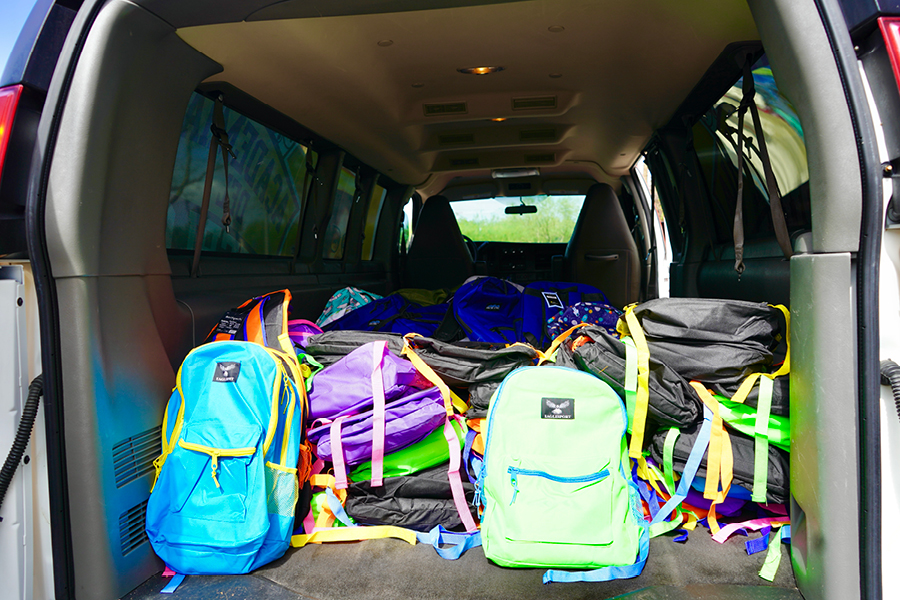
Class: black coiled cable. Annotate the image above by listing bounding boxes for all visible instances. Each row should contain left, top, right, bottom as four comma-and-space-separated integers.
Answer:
883, 360, 900, 421
0, 374, 43, 513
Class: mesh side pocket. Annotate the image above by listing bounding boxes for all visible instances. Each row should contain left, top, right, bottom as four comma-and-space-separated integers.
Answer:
265, 462, 299, 518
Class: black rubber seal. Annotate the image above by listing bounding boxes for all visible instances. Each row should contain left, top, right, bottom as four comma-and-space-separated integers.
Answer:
813, 1, 884, 599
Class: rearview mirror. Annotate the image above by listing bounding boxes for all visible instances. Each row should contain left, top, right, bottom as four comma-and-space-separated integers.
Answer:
505, 204, 537, 215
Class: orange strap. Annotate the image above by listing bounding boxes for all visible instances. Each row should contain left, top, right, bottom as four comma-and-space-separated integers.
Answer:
689, 382, 734, 533
539, 322, 589, 364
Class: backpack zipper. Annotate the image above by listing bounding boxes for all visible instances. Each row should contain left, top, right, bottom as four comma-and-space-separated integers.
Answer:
507, 466, 610, 504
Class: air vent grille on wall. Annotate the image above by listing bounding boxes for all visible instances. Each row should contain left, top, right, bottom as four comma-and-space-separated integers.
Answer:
438, 133, 475, 145
524, 153, 556, 163
119, 500, 149, 555
512, 96, 557, 111
424, 102, 468, 116
519, 128, 556, 142
450, 157, 480, 167
112, 425, 162, 488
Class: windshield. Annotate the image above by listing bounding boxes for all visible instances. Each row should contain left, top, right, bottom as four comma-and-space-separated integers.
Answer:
450, 195, 585, 243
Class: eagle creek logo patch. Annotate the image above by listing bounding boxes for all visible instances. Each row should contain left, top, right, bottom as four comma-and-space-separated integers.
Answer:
542, 397, 574, 419
485, 304, 501, 311
541, 292, 564, 310
213, 362, 241, 383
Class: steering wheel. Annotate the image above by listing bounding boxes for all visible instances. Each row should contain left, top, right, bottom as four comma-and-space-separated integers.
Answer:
462, 234, 478, 261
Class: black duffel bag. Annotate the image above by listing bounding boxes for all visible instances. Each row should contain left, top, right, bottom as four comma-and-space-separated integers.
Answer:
305, 331, 540, 417
620, 298, 789, 415
558, 325, 703, 428
648, 420, 790, 505
344, 463, 478, 532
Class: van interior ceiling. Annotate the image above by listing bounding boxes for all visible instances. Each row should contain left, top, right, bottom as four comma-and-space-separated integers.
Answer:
28, 0, 868, 599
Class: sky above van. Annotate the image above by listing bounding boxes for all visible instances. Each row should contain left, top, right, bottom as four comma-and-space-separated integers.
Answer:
0, 1, 38, 75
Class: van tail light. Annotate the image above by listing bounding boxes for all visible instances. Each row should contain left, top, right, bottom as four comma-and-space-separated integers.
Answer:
879, 18, 900, 98
0, 85, 24, 189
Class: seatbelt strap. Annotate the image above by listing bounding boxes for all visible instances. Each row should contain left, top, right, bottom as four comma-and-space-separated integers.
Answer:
190, 95, 233, 278
732, 59, 793, 272
733, 73, 751, 274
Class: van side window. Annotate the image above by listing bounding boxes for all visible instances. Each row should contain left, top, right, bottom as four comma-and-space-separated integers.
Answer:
166, 92, 313, 256
323, 167, 356, 260
362, 183, 387, 261
690, 60, 811, 243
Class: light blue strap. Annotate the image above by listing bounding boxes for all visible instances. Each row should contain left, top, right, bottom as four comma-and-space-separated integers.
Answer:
415, 525, 482, 560
650, 406, 713, 526
462, 428, 477, 477
325, 487, 357, 528
543, 524, 649, 583
160, 574, 186, 594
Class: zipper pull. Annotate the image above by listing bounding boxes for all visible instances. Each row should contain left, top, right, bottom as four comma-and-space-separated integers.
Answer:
509, 469, 519, 505
210, 451, 221, 488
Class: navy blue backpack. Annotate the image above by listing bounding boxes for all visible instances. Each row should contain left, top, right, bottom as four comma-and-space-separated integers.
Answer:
522, 281, 610, 348
452, 277, 528, 345
323, 294, 448, 337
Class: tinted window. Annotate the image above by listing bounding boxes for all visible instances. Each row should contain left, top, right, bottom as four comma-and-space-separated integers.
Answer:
166, 93, 313, 256
690, 59, 811, 244
362, 183, 388, 261
323, 167, 356, 260
451, 195, 584, 243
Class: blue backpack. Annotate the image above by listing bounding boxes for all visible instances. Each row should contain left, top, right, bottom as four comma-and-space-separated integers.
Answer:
452, 277, 527, 345
323, 294, 449, 337
146, 341, 309, 574
522, 282, 610, 348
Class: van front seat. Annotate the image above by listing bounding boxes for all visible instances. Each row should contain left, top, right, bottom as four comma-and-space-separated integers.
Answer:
565, 183, 640, 308
403, 195, 474, 290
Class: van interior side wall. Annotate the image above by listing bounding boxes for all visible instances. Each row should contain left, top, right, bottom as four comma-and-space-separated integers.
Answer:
745, 1, 862, 600
42, 2, 222, 598
39, 1, 867, 600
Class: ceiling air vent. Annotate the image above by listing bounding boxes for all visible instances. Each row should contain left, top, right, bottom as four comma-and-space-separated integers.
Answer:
449, 157, 480, 167
524, 153, 556, 163
512, 96, 557, 111
119, 500, 149, 556
423, 102, 468, 116
113, 425, 162, 488
519, 128, 556, 142
438, 133, 475, 145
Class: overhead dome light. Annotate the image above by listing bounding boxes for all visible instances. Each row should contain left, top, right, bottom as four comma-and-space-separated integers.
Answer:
490, 117, 507, 122
458, 66, 505, 75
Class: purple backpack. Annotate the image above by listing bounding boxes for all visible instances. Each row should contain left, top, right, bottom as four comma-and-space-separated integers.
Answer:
307, 387, 445, 469
307, 340, 429, 422
288, 319, 323, 349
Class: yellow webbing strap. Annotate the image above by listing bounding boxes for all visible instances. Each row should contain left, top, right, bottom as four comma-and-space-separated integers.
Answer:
291, 525, 417, 548
619, 306, 650, 458
689, 382, 734, 534
401, 334, 465, 415
768, 304, 791, 377
539, 322, 589, 365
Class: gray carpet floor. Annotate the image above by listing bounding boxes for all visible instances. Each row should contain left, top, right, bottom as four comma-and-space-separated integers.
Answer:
127, 528, 800, 599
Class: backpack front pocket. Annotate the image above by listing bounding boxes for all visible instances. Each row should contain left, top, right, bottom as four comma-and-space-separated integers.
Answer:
498, 458, 614, 547
170, 421, 263, 524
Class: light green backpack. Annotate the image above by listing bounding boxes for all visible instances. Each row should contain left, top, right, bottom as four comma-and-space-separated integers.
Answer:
476, 366, 648, 583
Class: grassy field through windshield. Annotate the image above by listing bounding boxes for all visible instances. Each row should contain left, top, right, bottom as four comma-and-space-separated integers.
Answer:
454, 195, 583, 243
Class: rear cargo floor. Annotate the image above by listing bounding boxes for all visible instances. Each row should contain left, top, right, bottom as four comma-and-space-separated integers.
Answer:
125, 529, 800, 599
